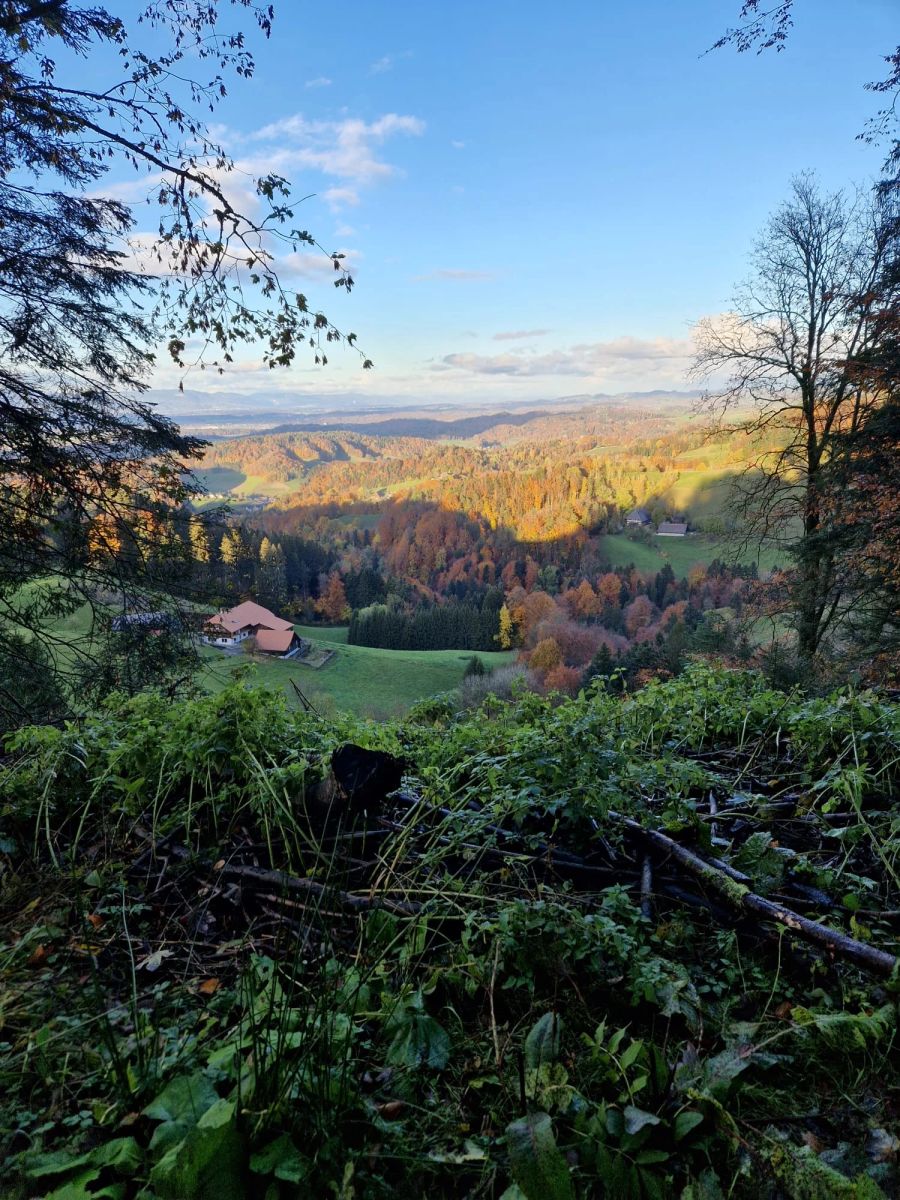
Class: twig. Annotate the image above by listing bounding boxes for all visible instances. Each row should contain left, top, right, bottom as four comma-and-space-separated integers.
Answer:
640, 855, 653, 920
217, 862, 421, 916
489, 939, 502, 1069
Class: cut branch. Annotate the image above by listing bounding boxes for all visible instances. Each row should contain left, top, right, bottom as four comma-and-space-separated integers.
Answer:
621, 817, 898, 978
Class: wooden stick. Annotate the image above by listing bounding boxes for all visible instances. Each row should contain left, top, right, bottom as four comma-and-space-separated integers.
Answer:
619, 816, 898, 979
640, 855, 653, 919
216, 862, 422, 916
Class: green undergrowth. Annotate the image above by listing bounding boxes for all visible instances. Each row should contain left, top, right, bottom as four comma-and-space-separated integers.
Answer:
0, 664, 899, 1199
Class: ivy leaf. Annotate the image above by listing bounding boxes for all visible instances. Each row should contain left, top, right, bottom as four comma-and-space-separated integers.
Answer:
505, 1111, 575, 1200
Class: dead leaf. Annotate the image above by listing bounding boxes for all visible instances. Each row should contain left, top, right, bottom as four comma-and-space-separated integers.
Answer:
802, 1130, 826, 1154
26, 944, 47, 967
87, 913, 104, 930
137, 949, 173, 972
198, 977, 220, 995
376, 1101, 406, 1119
213, 859, 225, 871
774, 1001, 793, 1019
867, 1128, 900, 1164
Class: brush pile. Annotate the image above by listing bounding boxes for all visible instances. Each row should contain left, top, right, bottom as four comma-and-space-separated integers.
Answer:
1, 664, 899, 1198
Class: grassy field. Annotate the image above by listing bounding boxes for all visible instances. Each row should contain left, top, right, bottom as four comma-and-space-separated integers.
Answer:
295, 623, 348, 643
36, 595, 514, 718
598, 533, 786, 575
200, 626, 516, 718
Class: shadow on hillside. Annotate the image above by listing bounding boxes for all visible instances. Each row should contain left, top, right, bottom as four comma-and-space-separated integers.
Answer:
259, 478, 782, 580
261, 409, 570, 440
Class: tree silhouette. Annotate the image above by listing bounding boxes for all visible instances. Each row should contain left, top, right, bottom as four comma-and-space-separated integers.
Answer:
0, 1, 367, 726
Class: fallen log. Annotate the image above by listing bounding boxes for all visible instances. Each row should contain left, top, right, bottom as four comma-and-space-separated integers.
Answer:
619, 816, 898, 979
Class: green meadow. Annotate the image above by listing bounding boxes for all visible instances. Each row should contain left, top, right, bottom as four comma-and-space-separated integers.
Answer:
598, 533, 786, 575
200, 626, 515, 718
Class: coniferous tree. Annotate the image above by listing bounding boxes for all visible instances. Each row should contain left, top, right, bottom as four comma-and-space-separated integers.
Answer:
257, 538, 288, 612
0, 1, 368, 729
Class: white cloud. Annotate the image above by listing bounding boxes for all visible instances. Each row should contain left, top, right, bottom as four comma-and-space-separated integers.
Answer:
438, 335, 694, 378
250, 113, 425, 189
305, 76, 332, 88
451, 139, 466, 150
493, 329, 551, 341
322, 186, 361, 211
277, 245, 362, 281
368, 50, 413, 75
413, 268, 495, 282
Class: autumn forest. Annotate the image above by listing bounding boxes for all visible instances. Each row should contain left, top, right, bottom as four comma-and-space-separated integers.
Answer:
3, 3, 900, 1199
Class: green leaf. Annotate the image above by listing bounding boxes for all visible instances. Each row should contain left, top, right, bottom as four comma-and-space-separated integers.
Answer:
680, 1168, 726, 1200
732, 831, 792, 894
623, 1105, 661, 1135
673, 1110, 705, 1142
44, 1170, 126, 1200
636, 1149, 670, 1164
698, 1046, 753, 1099
250, 1134, 309, 1183
618, 1039, 643, 1071
26, 1150, 93, 1180
505, 1111, 575, 1200
524, 1012, 562, 1070
386, 1012, 450, 1069
144, 1072, 219, 1125
525, 1062, 573, 1112
149, 1099, 244, 1200
89, 1138, 142, 1176
428, 1139, 487, 1164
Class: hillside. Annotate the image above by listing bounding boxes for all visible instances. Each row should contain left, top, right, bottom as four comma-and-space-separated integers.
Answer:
202, 626, 516, 717
2, 666, 898, 1197
194, 403, 757, 544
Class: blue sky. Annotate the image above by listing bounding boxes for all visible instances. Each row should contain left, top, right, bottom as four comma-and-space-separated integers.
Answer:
138, 0, 897, 406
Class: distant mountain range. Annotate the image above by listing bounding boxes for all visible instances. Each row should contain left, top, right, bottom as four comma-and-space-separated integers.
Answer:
149, 388, 702, 435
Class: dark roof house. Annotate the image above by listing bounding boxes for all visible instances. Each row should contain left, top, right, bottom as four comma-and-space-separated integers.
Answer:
111, 611, 178, 634
657, 521, 688, 537
626, 507, 652, 526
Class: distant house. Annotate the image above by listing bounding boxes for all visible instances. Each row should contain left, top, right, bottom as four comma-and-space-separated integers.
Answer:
626, 507, 652, 526
255, 628, 305, 659
202, 600, 294, 647
657, 521, 688, 537
111, 611, 178, 635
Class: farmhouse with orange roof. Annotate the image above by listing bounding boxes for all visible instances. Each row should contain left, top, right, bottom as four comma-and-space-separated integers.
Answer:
202, 601, 305, 658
